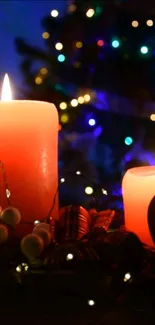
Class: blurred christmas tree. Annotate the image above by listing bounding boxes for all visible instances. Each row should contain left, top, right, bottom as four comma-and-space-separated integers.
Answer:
15, 0, 155, 209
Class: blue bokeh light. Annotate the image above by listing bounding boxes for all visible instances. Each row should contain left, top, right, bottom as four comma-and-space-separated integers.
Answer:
58, 54, 65, 62
112, 39, 120, 48
125, 137, 133, 146
88, 118, 96, 126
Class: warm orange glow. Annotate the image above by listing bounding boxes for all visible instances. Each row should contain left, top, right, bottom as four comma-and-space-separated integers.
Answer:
122, 166, 155, 247
1, 74, 12, 101
0, 99, 58, 225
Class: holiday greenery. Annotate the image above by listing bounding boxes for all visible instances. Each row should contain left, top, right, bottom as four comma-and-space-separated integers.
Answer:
15, 0, 155, 210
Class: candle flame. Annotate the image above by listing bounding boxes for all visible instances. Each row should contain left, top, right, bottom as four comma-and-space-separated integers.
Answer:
1, 74, 12, 101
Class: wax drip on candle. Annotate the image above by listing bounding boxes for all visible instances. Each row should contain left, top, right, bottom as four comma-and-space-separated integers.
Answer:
1, 74, 12, 101
0, 161, 11, 206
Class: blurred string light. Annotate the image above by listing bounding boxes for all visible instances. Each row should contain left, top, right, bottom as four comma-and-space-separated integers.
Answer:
131, 20, 139, 27
95, 6, 102, 15
112, 39, 120, 48
59, 102, 67, 110
140, 46, 148, 54
60, 113, 69, 123
42, 32, 50, 39
66, 253, 74, 261
146, 19, 153, 26
86, 8, 95, 18
84, 94, 91, 102
97, 40, 104, 47
88, 118, 96, 126
70, 99, 78, 107
60, 178, 65, 183
76, 171, 81, 175
40, 67, 48, 75
68, 4, 76, 13
150, 114, 155, 121
35, 76, 43, 85
102, 189, 108, 195
76, 41, 83, 48
51, 9, 59, 17
88, 299, 95, 306
125, 137, 133, 146
124, 272, 131, 282
58, 54, 66, 62
85, 186, 93, 195
55, 42, 63, 50
78, 96, 84, 104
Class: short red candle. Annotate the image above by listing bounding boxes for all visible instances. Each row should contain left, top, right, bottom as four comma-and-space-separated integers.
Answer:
122, 166, 155, 247
0, 76, 58, 226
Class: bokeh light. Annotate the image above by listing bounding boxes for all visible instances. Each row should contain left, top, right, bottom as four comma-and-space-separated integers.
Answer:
85, 186, 93, 195
88, 118, 96, 126
58, 54, 66, 62
60, 178, 65, 183
84, 94, 91, 102
140, 46, 148, 54
71, 99, 78, 107
86, 8, 95, 18
60, 114, 69, 123
66, 253, 74, 261
124, 272, 131, 282
55, 42, 63, 50
35, 76, 43, 85
76, 41, 83, 48
124, 137, 133, 146
131, 20, 139, 27
40, 67, 48, 75
51, 10, 59, 17
59, 102, 67, 110
146, 19, 153, 26
97, 40, 104, 47
150, 114, 155, 121
112, 39, 120, 48
78, 96, 84, 104
42, 32, 50, 39
68, 4, 76, 13
88, 299, 95, 306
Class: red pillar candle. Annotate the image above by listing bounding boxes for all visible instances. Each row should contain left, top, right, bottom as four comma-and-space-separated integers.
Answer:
0, 75, 58, 228
122, 166, 155, 247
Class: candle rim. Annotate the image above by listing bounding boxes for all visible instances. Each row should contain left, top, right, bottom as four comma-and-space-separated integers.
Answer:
0, 100, 56, 106
126, 166, 155, 177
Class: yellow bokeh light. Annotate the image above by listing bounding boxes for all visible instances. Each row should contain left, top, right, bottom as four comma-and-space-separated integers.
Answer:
86, 8, 95, 18
76, 41, 83, 48
61, 114, 69, 123
59, 102, 67, 110
150, 114, 155, 121
78, 96, 84, 104
131, 20, 139, 28
42, 32, 50, 39
35, 76, 43, 85
40, 67, 48, 75
71, 99, 78, 107
84, 94, 91, 102
55, 42, 63, 50
51, 10, 59, 17
68, 4, 76, 13
146, 19, 153, 27
85, 186, 93, 195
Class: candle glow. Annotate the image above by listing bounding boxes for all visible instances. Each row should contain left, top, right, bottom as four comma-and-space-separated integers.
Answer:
1, 74, 12, 101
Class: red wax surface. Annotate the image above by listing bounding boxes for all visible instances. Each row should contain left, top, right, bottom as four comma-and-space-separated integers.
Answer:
0, 101, 58, 224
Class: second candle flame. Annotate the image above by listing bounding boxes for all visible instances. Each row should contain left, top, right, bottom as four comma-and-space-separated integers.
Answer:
1, 74, 12, 101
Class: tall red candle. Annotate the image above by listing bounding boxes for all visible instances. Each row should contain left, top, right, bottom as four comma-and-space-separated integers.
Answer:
0, 75, 58, 226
